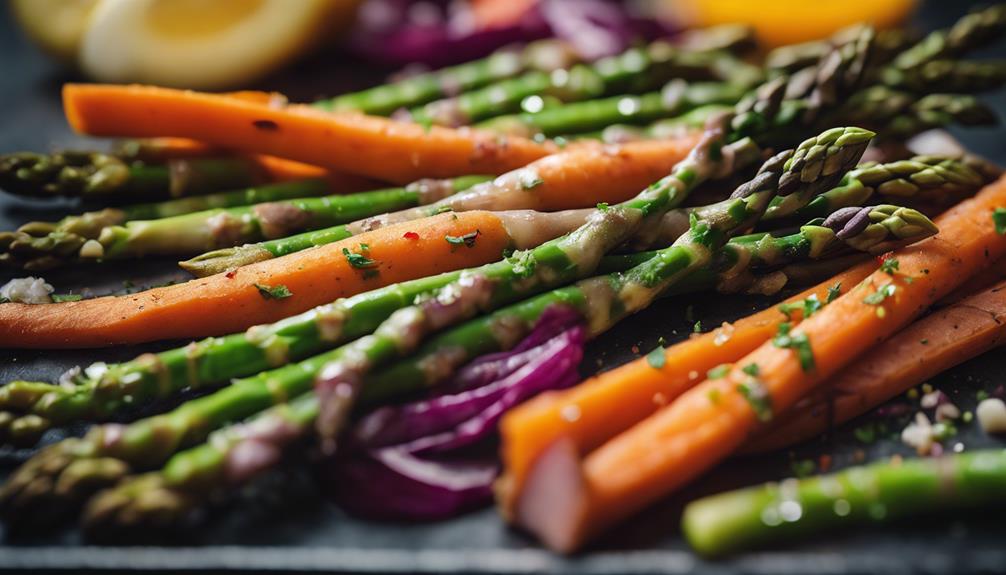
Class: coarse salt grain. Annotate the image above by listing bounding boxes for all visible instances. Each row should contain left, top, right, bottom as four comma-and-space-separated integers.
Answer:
976, 398, 1006, 434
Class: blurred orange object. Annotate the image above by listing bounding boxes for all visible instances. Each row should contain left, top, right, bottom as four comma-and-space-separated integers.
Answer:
666, 0, 918, 47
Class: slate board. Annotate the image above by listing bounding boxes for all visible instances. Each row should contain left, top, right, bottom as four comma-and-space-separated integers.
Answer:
2, 2, 1006, 573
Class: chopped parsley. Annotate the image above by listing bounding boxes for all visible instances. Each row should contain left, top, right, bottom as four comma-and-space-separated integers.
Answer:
994, 207, 1006, 235
773, 322, 815, 372
779, 294, 822, 320
791, 459, 816, 478
51, 293, 83, 303
707, 364, 730, 379
707, 388, 722, 404
863, 283, 897, 316
880, 258, 900, 275
646, 345, 666, 369
742, 362, 760, 377
343, 247, 378, 268
445, 229, 481, 248
596, 202, 609, 212
920, 338, 929, 345
826, 282, 842, 303
254, 283, 292, 300
693, 320, 703, 333
737, 379, 773, 422
519, 172, 544, 190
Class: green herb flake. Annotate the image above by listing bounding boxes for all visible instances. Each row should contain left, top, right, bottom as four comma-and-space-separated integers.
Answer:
693, 320, 703, 333
519, 171, 544, 190
880, 258, 900, 275
707, 364, 730, 379
342, 247, 378, 268
773, 323, 815, 371
826, 282, 842, 303
791, 459, 816, 478
646, 346, 666, 370
0, 297, 9, 304
920, 338, 929, 345
737, 379, 773, 422
445, 229, 481, 248
596, 202, 609, 212
993, 207, 1006, 235
742, 362, 760, 377
853, 424, 877, 444
254, 283, 292, 300
51, 293, 83, 303
707, 388, 722, 404
863, 283, 896, 306
780, 294, 823, 320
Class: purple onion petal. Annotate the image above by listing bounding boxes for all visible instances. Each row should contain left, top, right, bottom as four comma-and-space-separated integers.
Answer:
452, 303, 582, 391
331, 449, 498, 521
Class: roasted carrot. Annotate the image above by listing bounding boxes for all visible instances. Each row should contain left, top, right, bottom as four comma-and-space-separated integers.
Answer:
512, 174, 1006, 552
0, 211, 510, 349
63, 84, 556, 184
496, 261, 875, 517
746, 277, 1006, 453
250, 154, 380, 192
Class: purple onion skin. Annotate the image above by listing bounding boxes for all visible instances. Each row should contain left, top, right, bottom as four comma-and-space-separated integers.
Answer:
331, 449, 499, 521
329, 316, 586, 521
451, 304, 583, 391
354, 305, 584, 447
349, 0, 674, 67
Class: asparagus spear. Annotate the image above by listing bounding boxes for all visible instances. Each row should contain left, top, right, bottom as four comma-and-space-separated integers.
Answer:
477, 80, 749, 138
768, 154, 993, 221
318, 40, 580, 116
0, 176, 489, 270
0, 151, 262, 200
682, 450, 1006, 556
882, 59, 1006, 93
78, 195, 941, 532
361, 204, 936, 406
408, 45, 761, 128
890, 4, 1006, 71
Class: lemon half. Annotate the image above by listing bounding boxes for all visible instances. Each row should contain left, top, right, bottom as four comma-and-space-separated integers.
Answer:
11, 0, 101, 61
79, 0, 360, 89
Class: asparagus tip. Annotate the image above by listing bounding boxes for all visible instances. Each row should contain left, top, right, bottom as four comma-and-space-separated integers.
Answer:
179, 245, 274, 277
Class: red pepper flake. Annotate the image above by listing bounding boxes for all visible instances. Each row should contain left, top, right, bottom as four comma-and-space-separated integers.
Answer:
818, 454, 832, 473
403, 231, 420, 240
225, 270, 237, 279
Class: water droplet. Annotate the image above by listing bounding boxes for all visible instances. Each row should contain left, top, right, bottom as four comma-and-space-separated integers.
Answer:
617, 97, 641, 116
521, 95, 545, 114
561, 405, 581, 422
779, 500, 803, 522
760, 507, 782, 527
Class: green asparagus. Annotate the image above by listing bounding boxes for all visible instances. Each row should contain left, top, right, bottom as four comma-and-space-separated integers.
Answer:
408, 45, 761, 128
0, 151, 262, 200
682, 450, 1006, 556
0, 176, 489, 270
317, 40, 580, 115
478, 80, 749, 138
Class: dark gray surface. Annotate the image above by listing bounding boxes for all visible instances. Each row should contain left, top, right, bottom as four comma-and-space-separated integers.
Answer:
2, 2, 1006, 573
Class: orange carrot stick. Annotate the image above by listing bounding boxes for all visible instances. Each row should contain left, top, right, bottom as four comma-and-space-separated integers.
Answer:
62, 84, 556, 184
746, 277, 1006, 453
0, 211, 510, 349
496, 260, 874, 516
513, 174, 1006, 552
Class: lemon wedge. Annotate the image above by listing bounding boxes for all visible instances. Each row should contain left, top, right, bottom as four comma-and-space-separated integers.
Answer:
11, 0, 101, 61
78, 0, 360, 89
